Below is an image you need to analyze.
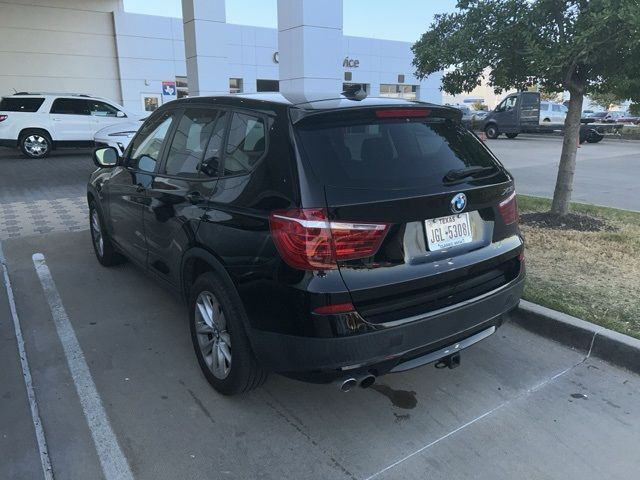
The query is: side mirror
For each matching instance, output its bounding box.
[116,111,126,118]
[93,146,119,168]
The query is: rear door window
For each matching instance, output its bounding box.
[201,111,228,178]
[0,97,45,112]
[50,98,90,115]
[296,117,501,189]
[223,112,266,176]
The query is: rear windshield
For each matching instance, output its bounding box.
[0,97,45,112]
[296,118,500,189]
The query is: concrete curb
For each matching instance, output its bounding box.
[514,300,640,375]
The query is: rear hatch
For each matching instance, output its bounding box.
[0,96,47,140]
[294,105,522,325]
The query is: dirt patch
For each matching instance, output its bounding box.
[520,211,617,232]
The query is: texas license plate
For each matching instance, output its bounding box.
[425,213,473,251]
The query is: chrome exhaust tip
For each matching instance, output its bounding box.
[339,378,358,392]
[359,374,376,389]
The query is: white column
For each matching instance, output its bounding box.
[182,0,228,96]
[277,0,343,94]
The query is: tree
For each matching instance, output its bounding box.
[589,92,624,110]
[539,90,563,102]
[412,0,640,216]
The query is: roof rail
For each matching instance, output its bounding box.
[12,92,95,97]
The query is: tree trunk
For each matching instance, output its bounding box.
[550,90,584,216]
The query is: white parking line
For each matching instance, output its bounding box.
[32,253,134,480]
[0,243,53,480]
[363,365,576,480]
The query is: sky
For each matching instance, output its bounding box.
[123,0,458,43]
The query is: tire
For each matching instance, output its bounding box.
[189,271,267,395]
[484,124,499,139]
[586,133,604,143]
[542,118,551,123]
[19,130,52,158]
[89,201,125,266]
[505,133,519,139]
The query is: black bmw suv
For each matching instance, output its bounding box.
[88,93,524,395]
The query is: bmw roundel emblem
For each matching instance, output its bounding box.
[451,193,467,213]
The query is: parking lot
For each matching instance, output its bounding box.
[488,135,640,211]
[1,138,639,480]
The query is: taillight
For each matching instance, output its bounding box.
[269,208,389,270]
[313,303,356,315]
[0,115,7,122]
[375,108,431,119]
[498,192,518,225]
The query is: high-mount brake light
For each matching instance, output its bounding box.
[498,192,518,225]
[375,108,431,119]
[269,208,389,270]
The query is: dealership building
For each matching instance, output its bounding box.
[1,0,443,115]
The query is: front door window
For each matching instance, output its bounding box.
[128,113,175,172]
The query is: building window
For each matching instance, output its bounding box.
[256,79,279,92]
[141,94,162,112]
[379,84,418,100]
[176,76,189,99]
[230,78,243,94]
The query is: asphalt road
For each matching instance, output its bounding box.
[0,148,95,204]
[1,231,639,479]
[487,136,640,211]
[1,136,638,211]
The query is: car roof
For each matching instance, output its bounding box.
[4,93,111,101]
[172,92,448,112]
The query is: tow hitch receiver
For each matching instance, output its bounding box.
[435,352,461,369]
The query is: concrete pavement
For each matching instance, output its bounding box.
[1,230,639,479]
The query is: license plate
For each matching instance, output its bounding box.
[425,213,473,251]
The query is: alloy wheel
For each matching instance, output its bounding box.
[91,209,104,257]
[23,135,49,157]
[195,291,232,379]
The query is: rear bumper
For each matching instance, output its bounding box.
[248,273,525,374]
[0,139,17,148]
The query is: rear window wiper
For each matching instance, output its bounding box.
[443,166,498,183]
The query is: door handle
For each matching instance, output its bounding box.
[185,191,202,204]
[135,184,145,193]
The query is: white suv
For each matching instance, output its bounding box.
[0,93,139,158]
[539,101,568,125]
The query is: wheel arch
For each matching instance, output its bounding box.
[19,127,53,141]
[181,247,235,304]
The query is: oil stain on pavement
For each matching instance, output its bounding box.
[371,384,417,409]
